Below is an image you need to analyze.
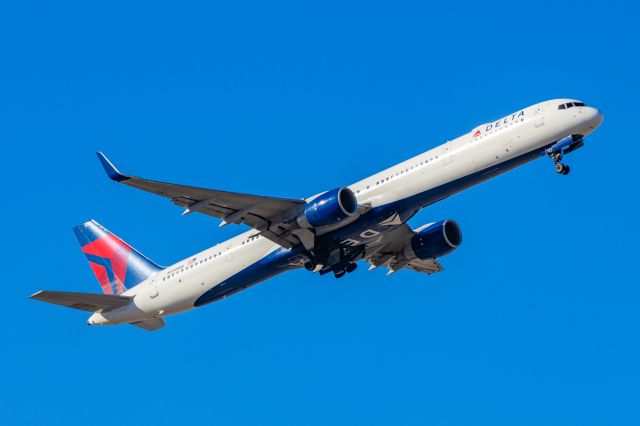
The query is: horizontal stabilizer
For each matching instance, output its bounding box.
[30,290,131,312]
[130,318,165,331]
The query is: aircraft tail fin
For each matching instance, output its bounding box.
[72,220,163,295]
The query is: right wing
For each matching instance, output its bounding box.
[97,152,306,248]
[364,224,444,275]
[30,290,131,312]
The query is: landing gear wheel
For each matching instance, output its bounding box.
[346,263,357,273]
[555,163,570,175]
[334,270,346,279]
[555,163,565,174]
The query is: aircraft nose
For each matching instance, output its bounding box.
[589,107,604,129]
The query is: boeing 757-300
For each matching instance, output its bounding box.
[31,99,603,331]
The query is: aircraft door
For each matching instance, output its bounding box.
[149,278,159,299]
[440,144,453,167]
[534,105,545,127]
[225,245,234,262]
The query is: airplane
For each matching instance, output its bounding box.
[31,99,603,331]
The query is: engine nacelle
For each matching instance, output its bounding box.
[406,220,462,260]
[297,187,358,228]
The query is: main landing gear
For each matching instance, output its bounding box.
[333,262,358,279]
[309,245,364,279]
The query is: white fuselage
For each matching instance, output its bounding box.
[89,99,603,326]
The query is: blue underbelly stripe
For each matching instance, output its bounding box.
[194,247,303,307]
[194,145,549,308]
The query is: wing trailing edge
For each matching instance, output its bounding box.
[95,151,307,249]
[130,318,165,331]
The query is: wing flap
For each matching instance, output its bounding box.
[30,290,131,312]
[406,258,444,274]
[130,318,165,331]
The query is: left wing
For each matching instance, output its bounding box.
[364,225,444,275]
[97,152,306,248]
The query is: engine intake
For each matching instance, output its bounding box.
[407,220,462,260]
[297,187,358,228]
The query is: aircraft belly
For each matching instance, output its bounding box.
[193,244,303,307]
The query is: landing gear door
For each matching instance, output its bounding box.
[149,279,159,299]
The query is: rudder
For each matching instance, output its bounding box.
[72,220,162,295]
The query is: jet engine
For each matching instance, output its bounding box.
[296,187,359,228]
[405,220,462,260]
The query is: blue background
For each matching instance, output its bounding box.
[2,1,638,425]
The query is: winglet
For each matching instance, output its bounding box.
[29,290,44,299]
[96,151,129,182]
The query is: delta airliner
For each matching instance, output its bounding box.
[31,99,603,330]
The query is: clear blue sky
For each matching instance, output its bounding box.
[2,1,638,425]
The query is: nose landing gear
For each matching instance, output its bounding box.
[548,149,570,175]
[547,135,584,176]
[554,161,570,175]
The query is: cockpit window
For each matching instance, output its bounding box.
[558,102,586,110]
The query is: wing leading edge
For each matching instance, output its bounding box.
[96,152,306,248]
